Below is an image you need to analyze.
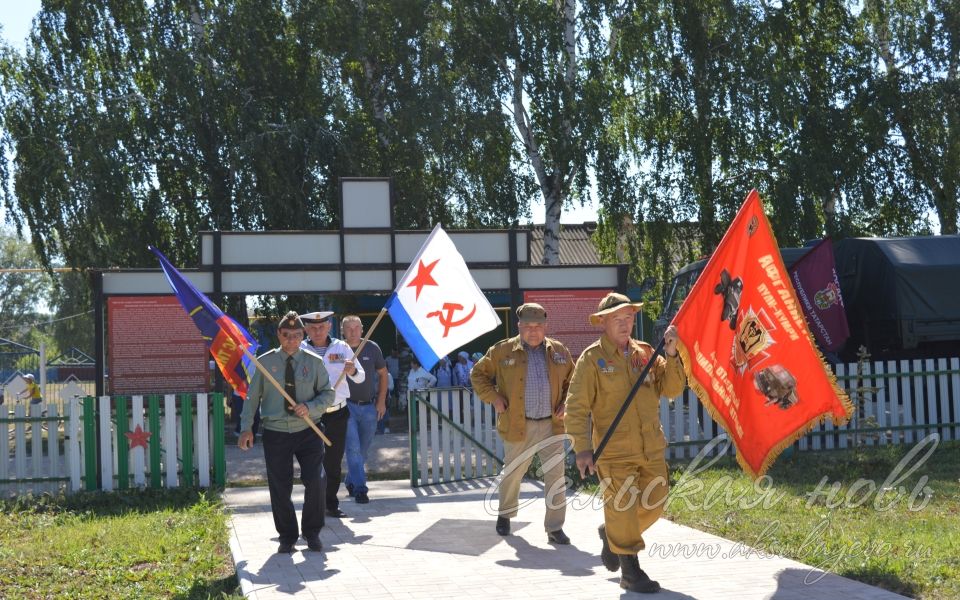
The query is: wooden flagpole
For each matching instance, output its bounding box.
[240,345,332,446]
[331,308,389,391]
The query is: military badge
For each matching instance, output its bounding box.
[501,357,516,367]
[732,307,776,372]
[552,352,567,365]
[597,358,615,374]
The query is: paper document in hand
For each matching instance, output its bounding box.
[386,224,501,370]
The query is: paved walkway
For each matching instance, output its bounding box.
[223,476,909,600]
[225,432,411,483]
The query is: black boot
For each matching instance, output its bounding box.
[619,554,660,594]
[598,524,619,572]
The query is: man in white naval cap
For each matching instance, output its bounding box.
[301,310,365,521]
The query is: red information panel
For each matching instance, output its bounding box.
[523,289,612,358]
[108,296,209,394]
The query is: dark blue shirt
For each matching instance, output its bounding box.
[346,341,386,402]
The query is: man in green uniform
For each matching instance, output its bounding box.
[565,293,686,593]
[239,311,335,554]
[472,303,574,543]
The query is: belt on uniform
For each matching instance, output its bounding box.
[325,403,346,414]
[526,416,552,421]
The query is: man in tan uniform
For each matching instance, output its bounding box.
[565,293,686,593]
[472,303,574,544]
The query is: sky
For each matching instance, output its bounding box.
[0,1,41,51]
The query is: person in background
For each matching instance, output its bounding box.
[385,348,400,387]
[434,356,454,388]
[300,310,364,520]
[238,311,334,554]
[19,374,43,405]
[342,315,389,504]
[453,351,473,388]
[407,357,438,391]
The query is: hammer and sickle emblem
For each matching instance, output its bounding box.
[427,302,477,337]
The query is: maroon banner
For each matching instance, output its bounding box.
[788,239,850,352]
[523,289,611,358]
[108,296,210,394]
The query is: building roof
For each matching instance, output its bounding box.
[528,223,601,265]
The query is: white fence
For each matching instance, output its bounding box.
[1,393,227,497]
[664,357,959,460]
[1,402,73,496]
[410,357,960,484]
[408,388,504,486]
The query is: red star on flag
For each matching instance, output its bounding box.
[125,424,152,450]
[407,258,440,300]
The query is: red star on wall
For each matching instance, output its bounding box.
[125,424,152,450]
[406,258,440,300]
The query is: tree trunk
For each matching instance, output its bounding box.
[543,185,562,265]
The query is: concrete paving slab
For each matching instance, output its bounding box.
[224,478,910,599]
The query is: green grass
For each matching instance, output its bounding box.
[0,488,242,599]
[655,438,960,599]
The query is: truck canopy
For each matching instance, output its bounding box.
[834,235,960,354]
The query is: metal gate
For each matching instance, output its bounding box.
[408,387,504,486]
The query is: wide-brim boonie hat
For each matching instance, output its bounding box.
[589,292,643,326]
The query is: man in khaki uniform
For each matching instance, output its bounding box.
[565,293,686,593]
[471,303,574,544]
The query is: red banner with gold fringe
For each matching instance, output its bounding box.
[672,190,853,478]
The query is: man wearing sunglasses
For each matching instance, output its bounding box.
[238,311,334,554]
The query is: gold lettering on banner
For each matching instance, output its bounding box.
[694,341,745,438]
[756,282,800,342]
[214,332,238,366]
[757,255,803,340]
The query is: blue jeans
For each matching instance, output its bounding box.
[344,401,378,494]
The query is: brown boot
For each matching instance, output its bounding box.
[598,524,619,572]
[619,554,660,593]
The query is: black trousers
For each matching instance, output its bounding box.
[262,427,325,544]
[319,405,350,521]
